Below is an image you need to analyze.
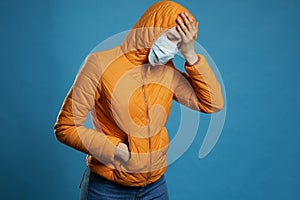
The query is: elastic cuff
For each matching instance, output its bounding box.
[184,54,209,75]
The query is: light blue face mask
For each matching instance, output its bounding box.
[148,34,179,65]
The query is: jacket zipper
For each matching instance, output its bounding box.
[141,66,152,187]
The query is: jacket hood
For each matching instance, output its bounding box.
[120,0,196,66]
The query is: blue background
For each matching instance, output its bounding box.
[1,0,299,199]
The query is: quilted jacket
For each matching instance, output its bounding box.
[54,0,224,187]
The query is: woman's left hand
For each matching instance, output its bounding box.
[176,12,199,65]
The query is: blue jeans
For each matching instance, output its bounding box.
[79,167,169,200]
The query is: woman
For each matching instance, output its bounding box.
[54,1,224,199]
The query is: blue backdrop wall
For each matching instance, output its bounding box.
[0,0,299,199]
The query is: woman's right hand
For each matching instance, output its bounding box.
[114,142,130,163]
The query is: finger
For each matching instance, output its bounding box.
[184,13,198,40]
[192,22,198,40]
[180,12,192,32]
[184,12,196,31]
[177,17,193,39]
[195,22,199,39]
[176,25,187,40]
[185,12,193,23]
[184,12,198,35]
[189,23,196,34]
[176,17,189,35]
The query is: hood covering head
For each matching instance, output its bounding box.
[120,0,196,65]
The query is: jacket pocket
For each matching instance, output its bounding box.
[119,151,149,173]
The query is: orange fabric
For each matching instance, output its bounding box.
[54,0,224,187]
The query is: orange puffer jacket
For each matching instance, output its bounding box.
[54,0,224,187]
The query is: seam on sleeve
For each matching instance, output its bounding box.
[73,83,95,97]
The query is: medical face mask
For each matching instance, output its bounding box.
[148,34,179,65]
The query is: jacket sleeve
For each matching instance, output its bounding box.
[172,54,224,113]
[53,52,121,164]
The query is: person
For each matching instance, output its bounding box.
[54,1,224,199]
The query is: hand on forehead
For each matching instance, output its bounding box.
[163,12,197,45]
[164,26,181,43]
